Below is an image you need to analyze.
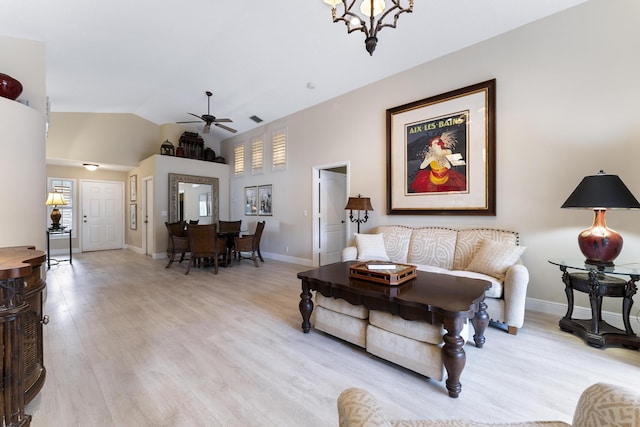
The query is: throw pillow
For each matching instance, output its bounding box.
[466,239,526,280]
[355,233,390,261]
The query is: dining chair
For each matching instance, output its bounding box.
[234,221,265,267]
[165,221,189,269]
[185,223,228,274]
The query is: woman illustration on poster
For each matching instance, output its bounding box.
[407,113,468,194]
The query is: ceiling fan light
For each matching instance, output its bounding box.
[360,0,385,17]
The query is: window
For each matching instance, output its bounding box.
[47,178,75,232]
[272,128,287,171]
[234,143,245,176]
[251,135,264,175]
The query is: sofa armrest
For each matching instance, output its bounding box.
[342,246,358,261]
[502,263,529,328]
[338,388,392,427]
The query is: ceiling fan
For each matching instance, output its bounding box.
[177,91,237,134]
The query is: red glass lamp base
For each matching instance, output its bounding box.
[578,209,622,267]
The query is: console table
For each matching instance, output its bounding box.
[548,259,639,350]
[0,246,48,426]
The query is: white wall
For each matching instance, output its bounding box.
[0,36,47,250]
[222,0,640,313]
[129,154,231,257]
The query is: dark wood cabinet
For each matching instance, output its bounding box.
[0,246,47,427]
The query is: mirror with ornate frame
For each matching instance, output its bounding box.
[168,173,219,224]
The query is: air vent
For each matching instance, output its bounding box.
[249,115,263,123]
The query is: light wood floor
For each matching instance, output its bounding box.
[28,250,640,426]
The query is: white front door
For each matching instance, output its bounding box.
[319,169,347,265]
[82,180,124,252]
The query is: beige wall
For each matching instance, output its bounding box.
[221,0,640,313]
[47,112,161,168]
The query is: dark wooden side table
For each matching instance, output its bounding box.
[548,259,639,350]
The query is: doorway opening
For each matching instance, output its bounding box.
[312,162,349,267]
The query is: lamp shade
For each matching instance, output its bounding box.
[561,171,640,209]
[45,192,67,206]
[345,196,373,211]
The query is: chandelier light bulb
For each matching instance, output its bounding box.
[360,0,385,17]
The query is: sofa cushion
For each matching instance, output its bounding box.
[448,270,503,299]
[376,225,413,263]
[355,233,390,261]
[465,239,526,280]
[314,306,367,348]
[453,229,519,271]
[316,293,369,319]
[369,311,445,345]
[366,325,444,381]
[407,227,457,269]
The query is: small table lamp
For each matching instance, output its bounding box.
[561,170,640,267]
[345,194,373,233]
[46,191,67,230]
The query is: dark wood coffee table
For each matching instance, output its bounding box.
[297,261,490,398]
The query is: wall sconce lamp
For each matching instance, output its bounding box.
[345,194,373,233]
[322,0,413,55]
[83,163,99,171]
[561,170,640,267]
[45,191,67,230]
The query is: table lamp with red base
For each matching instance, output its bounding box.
[561,170,640,267]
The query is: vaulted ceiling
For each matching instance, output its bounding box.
[2,0,586,140]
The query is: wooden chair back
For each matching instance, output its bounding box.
[219,220,241,234]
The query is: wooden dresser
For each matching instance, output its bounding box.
[0,246,47,427]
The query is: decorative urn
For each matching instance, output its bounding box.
[0,73,23,100]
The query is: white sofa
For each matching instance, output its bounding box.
[313,226,528,381]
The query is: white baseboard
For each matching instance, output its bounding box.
[526,297,640,330]
[261,252,314,267]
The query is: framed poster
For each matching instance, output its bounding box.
[386,79,496,215]
[245,186,258,216]
[129,204,137,229]
[130,175,137,202]
[258,185,272,216]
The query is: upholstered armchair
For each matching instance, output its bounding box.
[337,383,639,427]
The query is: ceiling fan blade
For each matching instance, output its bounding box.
[176,120,201,124]
[213,118,233,123]
[187,112,204,121]
[215,123,237,134]
[203,122,212,134]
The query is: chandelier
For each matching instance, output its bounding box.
[322,0,414,55]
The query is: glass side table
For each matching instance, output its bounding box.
[548,259,639,350]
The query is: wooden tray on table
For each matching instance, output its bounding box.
[349,261,417,286]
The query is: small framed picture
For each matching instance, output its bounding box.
[245,186,258,216]
[258,185,272,216]
[130,204,137,229]
[130,175,137,202]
